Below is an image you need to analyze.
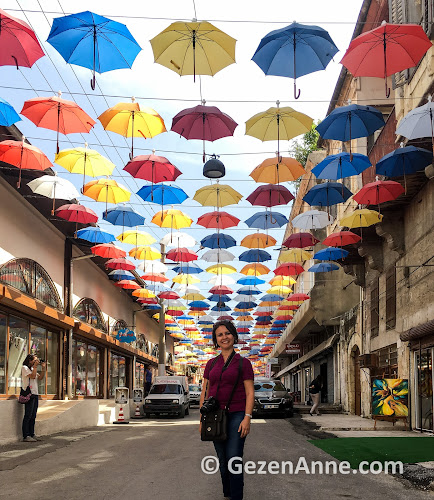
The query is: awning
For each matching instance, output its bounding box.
[400,319,434,342]
[276,333,339,378]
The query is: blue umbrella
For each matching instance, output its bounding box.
[261,294,284,302]
[309,262,340,272]
[0,97,21,126]
[311,152,371,180]
[188,301,209,308]
[47,11,142,89]
[108,269,134,280]
[237,276,266,286]
[376,146,433,185]
[232,311,249,317]
[145,304,161,310]
[239,249,272,263]
[103,206,145,228]
[136,184,188,205]
[256,315,273,322]
[235,301,257,309]
[201,233,237,249]
[76,226,116,244]
[236,286,262,295]
[173,263,203,274]
[211,304,231,312]
[252,22,338,99]
[314,247,349,261]
[303,182,353,207]
[208,294,231,303]
[244,211,288,229]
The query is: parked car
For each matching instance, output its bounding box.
[188,384,202,407]
[253,379,293,418]
[143,376,190,418]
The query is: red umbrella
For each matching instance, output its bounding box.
[167,309,183,316]
[105,258,135,271]
[275,316,293,321]
[254,311,273,316]
[246,184,294,207]
[91,243,126,259]
[340,21,432,97]
[353,179,404,209]
[137,297,158,304]
[123,152,182,188]
[114,280,140,290]
[237,328,250,333]
[218,315,234,321]
[159,291,180,300]
[166,247,198,262]
[140,273,169,283]
[283,232,319,248]
[286,293,310,301]
[209,285,233,295]
[55,203,98,237]
[21,93,96,153]
[0,9,44,68]
[278,305,299,311]
[274,263,304,276]
[0,139,52,188]
[322,231,361,247]
[171,102,238,162]
[197,211,240,229]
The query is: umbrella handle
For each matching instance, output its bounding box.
[294,80,300,100]
[90,73,96,91]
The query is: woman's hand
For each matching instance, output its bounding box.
[238,417,251,438]
[199,420,202,436]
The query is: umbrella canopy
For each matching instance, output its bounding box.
[241,233,276,248]
[252,22,338,98]
[240,263,270,276]
[103,206,145,228]
[47,11,142,89]
[339,209,383,228]
[269,276,296,286]
[77,227,115,244]
[193,184,242,207]
[200,233,236,249]
[247,184,294,207]
[303,182,353,207]
[166,248,198,262]
[209,285,233,295]
[291,209,334,230]
[201,249,236,262]
[133,288,156,298]
[114,279,140,290]
[160,232,196,248]
[395,96,434,148]
[91,243,126,259]
[283,232,319,248]
[273,263,304,276]
[208,294,231,302]
[27,174,79,215]
[106,257,135,271]
[279,248,313,262]
[173,274,200,285]
[137,260,168,274]
[250,156,306,184]
[237,276,266,286]
[239,249,272,263]
[123,152,181,184]
[206,264,237,275]
[314,247,349,261]
[237,286,262,295]
[311,152,371,180]
[309,262,340,272]
[137,183,188,205]
[108,269,134,280]
[55,203,98,228]
[21,93,95,153]
[0,97,20,129]
[353,180,404,206]
[244,210,288,229]
[151,209,193,229]
[209,275,236,286]
[82,179,131,207]
[141,272,169,283]
[197,210,240,229]
[150,21,236,81]
[267,286,292,296]
[172,263,203,274]
[286,293,310,302]
[116,230,156,246]
[129,246,161,260]
[322,231,361,247]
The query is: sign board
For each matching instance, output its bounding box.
[265,363,272,378]
[286,343,301,354]
[154,377,179,384]
[115,387,129,405]
[268,358,278,365]
[133,388,144,403]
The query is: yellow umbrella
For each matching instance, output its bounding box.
[173,274,200,285]
[250,156,306,184]
[132,288,156,298]
[206,264,237,275]
[339,209,383,228]
[281,298,304,306]
[279,248,313,263]
[240,263,270,276]
[190,310,206,317]
[269,275,297,286]
[98,99,166,158]
[151,209,193,229]
[183,292,206,301]
[267,285,292,296]
[150,21,236,81]
[237,315,253,322]
[55,145,115,187]
[82,179,131,214]
[117,230,156,246]
[259,301,280,307]
[245,102,313,156]
[179,319,195,325]
[170,332,184,339]
[193,183,243,208]
[129,246,161,260]
[176,358,188,364]
[153,313,174,321]
[241,232,276,248]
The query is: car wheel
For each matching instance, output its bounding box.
[185,405,190,416]
[179,406,186,418]
[285,410,294,418]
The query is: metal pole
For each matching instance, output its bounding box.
[158,243,166,376]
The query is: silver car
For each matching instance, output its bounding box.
[189,384,202,407]
[253,379,294,418]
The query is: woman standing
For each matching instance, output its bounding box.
[309,374,322,416]
[21,355,45,442]
[200,320,254,500]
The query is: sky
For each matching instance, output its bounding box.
[1,0,364,303]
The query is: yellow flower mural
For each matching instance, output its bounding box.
[372,379,409,417]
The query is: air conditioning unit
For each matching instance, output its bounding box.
[358,353,378,368]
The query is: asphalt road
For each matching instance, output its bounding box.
[0,410,431,500]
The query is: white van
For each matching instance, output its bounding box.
[143,376,190,418]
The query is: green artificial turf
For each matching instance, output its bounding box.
[309,437,434,469]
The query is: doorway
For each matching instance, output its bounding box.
[353,346,361,415]
[320,363,328,403]
[415,349,433,432]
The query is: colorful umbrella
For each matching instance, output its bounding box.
[395,95,434,148]
[239,249,272,263]
[314,247,349,261]
[279,248,313,262]
[197,210,240,229]
[106,257,135,271]
[269,276,297,286]
[282,232,319,248]
[55,203,98,236]
[137,260,168,274]
[173,263,203,274]
[193,183,242,207]
[123,152,181,186]
[141,272,168,283]
[303,182,353,207]
[240,263,270,276]
[160,232,196,248]
[133,288,156,298]
[241,233,276,248]
[103,206,145,230]
[244,210,288,229]
[309,262,340,272]
[353,179,404,209]
[82,179,131,214]
[150,21,236,82]
[291,209,334,230]
[311,152,371,180]
[274,263,304,276]
[238,276,266,285]
[250,156,306,184]
[108,269,134,280]
[137,183,188,207]
[116,230,156,246]
[77,226,115,244]
[0,97,21,126]
[206,263,237,274]
[129,246,161,260]
[151,209,193,230]
[91,243,126,259]
[27,174,79,215]
[200,233,236,249]
[173,274,200,285]
[247,184,294,207]
[286,293,310,302]
[201,249,236,262]
[166,248,198,262]
[47,11,142,89]
[114,279,140,290]
[322,231,361,247]
[339,209,383,228]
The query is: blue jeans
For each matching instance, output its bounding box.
[22,395,38,438]
[213,411,246,500]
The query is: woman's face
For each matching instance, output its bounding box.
[215,325,235,349]
[30,356,38,367]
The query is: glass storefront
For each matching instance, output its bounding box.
[110,353,127,397]
[135,361,146,389]
[415,349,433,432]
[72,339,101,397]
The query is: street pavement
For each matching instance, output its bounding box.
[0,410,432,500]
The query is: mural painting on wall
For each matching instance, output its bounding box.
[372,379,409,417]
[115,328,136,343]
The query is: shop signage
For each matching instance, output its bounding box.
[115,387,129,404]
[286,343,301,354]
[133,388,144,403]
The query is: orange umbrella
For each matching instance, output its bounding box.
[240,263,270,276]
[250,156,305,184]
[240,232,276,248]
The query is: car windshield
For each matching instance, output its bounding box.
[254,381,287,392]
[150,384,182,395]
[189,385,201,392]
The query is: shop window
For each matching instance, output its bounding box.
[135,361,146,389]
[73,298,107,333]
[370,278,379,338]
[111,319,128,337]
[0,313,6,393]
[46,330,59,395]
[385,266,396,330]
[30,324,46,394]
[0,258,63,310]
[8,316,28,395]
[371,344,398,378]
[110,353,127,397]
[72,339,101,397]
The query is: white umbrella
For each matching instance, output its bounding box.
[176,285,201,294]
[201,249,236,262]
[209,275,236,286]
[396,96,434,147]
[136,260,168,273]
[198,314,214,322]
[291,209,334,229]
[233,294,258,302]
[160,231,196,248]
[27,174,80,214]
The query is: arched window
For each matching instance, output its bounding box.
[0,258,63,310]
[73,298,107,333]
[111,319,128,336]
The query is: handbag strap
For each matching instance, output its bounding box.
[225,357,243,411]
[205,351,236,400]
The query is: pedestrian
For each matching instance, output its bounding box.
[144,365,152,396]
[199,320,254,500]
[309,374,322,416]
[21,354,45,442]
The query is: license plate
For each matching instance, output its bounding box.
[264,404,279,409]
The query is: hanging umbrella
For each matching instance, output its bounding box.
[159,291,180,300]
[91,243,125,259]
[173,263,203,274]
[141,272,168,283]
[209,275,236,286]
[124,151,181,187]
[246,102,313,156]
[314,247,349,261]
[322,231,361,247]
[27,174,79,215]
[353,179,404,210]
[237,286,262,295]
[311,152,371,179]
[208,294,231,303]
[106,257,135,271]
[150,21,236,82]
[133,288,156,298]
[250,156,305,184]
[197,210,240,229]
[98,99,166,158]
[171,102,238,162]
[273,263,304,276]
[252,22,338,99]
[108,269,134,280]
[0,138,52,188]
[0,97,21,126]
[114,279,140,290]
[266,286,292,296]
[237,276,266,285]
[279,248,313,262]
[206,263,237,274]
[200,233,236,249]
[166,248,198,262]
[303,182,353,207]
[395,95,434,148]
[282,232,319,248]
[137,183,188,206]
[286,293,310,302]
[21,92,95,153]
[239,249,272,263]
[55,203,98,236]
[151,209,193,230]
[82,179,131,214]
[244,210,288,229]
[193,183,242,207]
[241,233,276,248]
[240,263,270,276]
[103,205,145,230]
[340,21,432,97]
[47,11,142,89]
[137,260,168,274]
[247,184,294,207]
[129,246,161,260]
[188,301,210,309]
[209,285,233,295]
[291,210,334,230]
[339,209,383,228]
[201,249,236,262]
[55,144,115,186]
[316,103,385,158]
[309,262,340,273]
[269,275,296,286]
[116,230,156,246]
[160,232,196,248]
[77,226,115,244]
[173,274,200,285]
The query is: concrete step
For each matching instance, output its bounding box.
[294,405,343,414]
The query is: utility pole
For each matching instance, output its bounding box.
[158,242,166,376]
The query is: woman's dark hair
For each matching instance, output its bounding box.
[23,354,36,368]
[212,321,238,348]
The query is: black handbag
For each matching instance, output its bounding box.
[18,386,31,404]
[201,355,243,442]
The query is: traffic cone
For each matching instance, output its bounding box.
[134,405,141,417]
[118,406,125,422]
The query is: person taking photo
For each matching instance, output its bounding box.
[21,355,45,442]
